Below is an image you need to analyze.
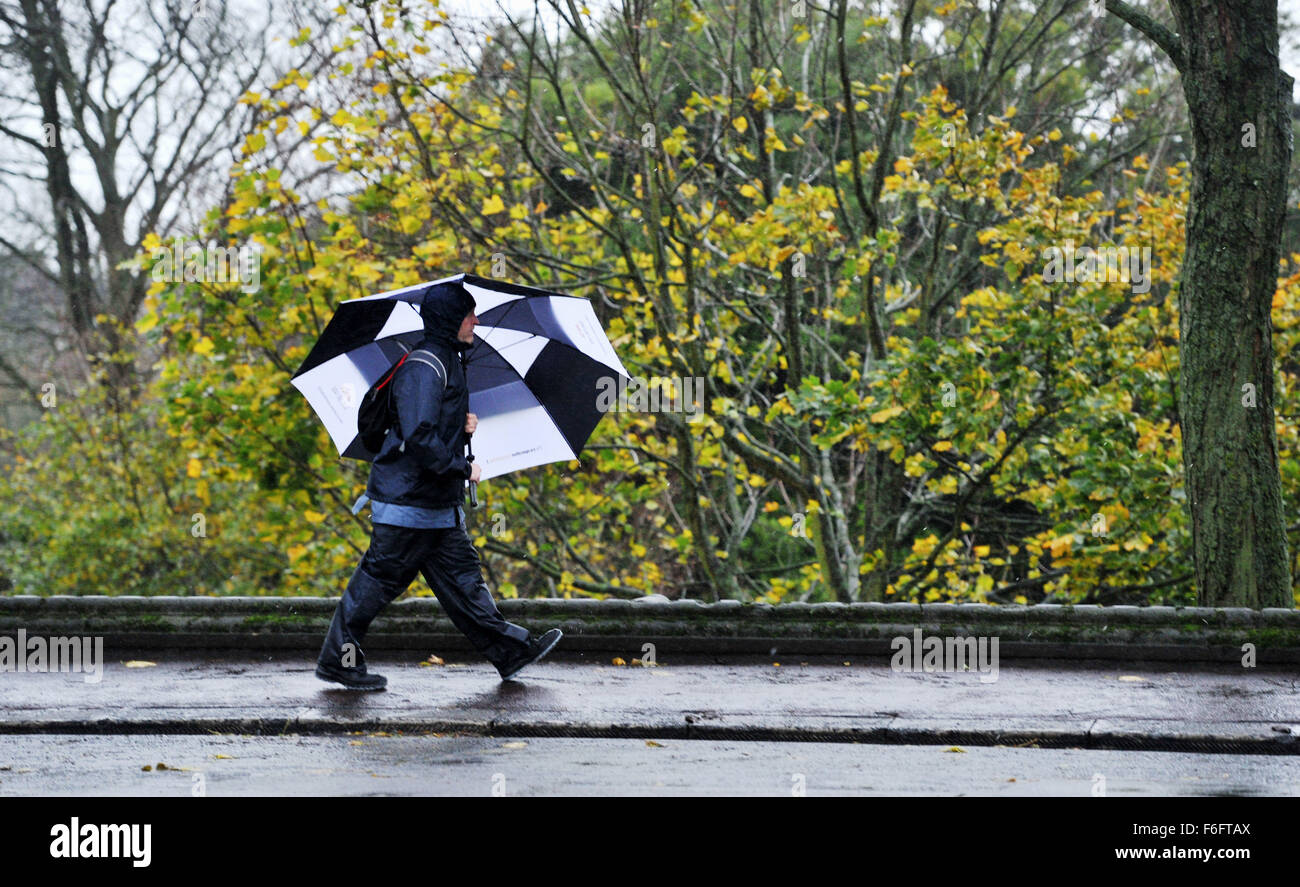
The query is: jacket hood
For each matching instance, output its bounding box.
[419,280,476,352]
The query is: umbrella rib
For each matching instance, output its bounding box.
[465,293,534,364]
[472,332,628,376]
[465,330,544,364]
[465,337,584,463]
[467,289,626,377]
[468,318,628,377]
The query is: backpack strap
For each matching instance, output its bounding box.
[403,348,447,385]
[384,349,448,452]
[375,353,408,392]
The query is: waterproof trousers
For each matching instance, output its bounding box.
[317,521,531,673]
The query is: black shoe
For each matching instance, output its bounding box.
[496,629,563,681]
[315,662,388,691]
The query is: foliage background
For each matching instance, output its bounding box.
[3,0,1300,606]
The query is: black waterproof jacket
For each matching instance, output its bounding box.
[365,281,475,508]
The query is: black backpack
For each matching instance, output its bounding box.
[357,348,444,454]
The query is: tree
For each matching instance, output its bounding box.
[7,0,1298,609]
[0,0,295,391]
[1108,0,1293,607]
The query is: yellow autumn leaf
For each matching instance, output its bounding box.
[193,337,215,356]
[304,510,326,523]
[481,194,506,215]
[932,440,953,452]
[732,116,748,133]
[186,458,202,479]
[870,405,904,423]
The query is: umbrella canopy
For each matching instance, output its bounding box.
[291,273,630,480]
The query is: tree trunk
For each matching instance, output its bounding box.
[1112,0,1293,607]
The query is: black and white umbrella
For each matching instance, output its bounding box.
[291,273,630,480]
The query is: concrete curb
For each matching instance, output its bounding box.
[1,595,1298,662]
[2,715,1296,755]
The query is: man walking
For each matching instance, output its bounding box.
[316,281,563,690]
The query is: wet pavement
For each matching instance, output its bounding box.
[1,651,1297,753]
[2,733,1296,796]
[1,651,1298,794]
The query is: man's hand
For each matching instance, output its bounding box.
[469,462,482,483]
[465,412,478,434]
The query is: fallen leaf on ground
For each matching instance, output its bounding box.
[501,741,527,749]
[124,661,156,668]
[421,654,445,667]
[611,657,626,666]
[646,740,664,748]
[944,746,966,753]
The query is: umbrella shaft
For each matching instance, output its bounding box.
[466,430,477,508]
